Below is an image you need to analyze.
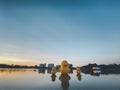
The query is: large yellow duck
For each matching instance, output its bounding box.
[59,60,70,74]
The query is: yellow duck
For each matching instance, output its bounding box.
[76,67,81,75]
[59,60,70,74]
[51,67,57,75]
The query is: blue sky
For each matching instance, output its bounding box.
[0,0,120,66]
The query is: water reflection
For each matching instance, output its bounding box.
[47,69,52,74]
[77,74,82,81]
[38,69,46,74]
[59,74,71,90]
[0,69,37,72]
[0,69,38,78]
[1,69,120,76]
[92,73,100,76]
[69,69,73,74]
[51,74,57,82]
[0,69,120,90]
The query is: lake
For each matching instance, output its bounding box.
[0,69,120,90]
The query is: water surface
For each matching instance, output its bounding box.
[0,69,120,90]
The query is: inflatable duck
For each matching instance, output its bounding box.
[76,67,81,75]
[51,67,57,75]
[59,60,70,74]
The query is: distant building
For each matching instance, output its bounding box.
[48,64,54,69]
[69,64,73,69]
[0,64,8,68]
[56,65,61,69]
[56,65,61,71]
[39,63,46,69]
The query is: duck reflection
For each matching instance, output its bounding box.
[77,74,82,81]
[76,67,82,81]
[59,74,71,90]
[51,74,56,82]
[51,67,57,82]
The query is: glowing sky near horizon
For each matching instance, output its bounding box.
[0,0,120,66]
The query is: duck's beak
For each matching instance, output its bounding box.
[64,64,67,67]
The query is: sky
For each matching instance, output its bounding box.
[0,0,120,66]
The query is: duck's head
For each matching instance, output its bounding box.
[77,67,80,71]
[52,67,56,71]
[61,60,69,68]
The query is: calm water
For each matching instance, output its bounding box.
[0,69,120,90]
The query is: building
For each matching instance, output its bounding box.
[69,64,73,69]
[48,64,54,69]
[39,63,46,69]
[56,65,61,69]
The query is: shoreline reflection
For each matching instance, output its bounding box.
[0,69,120,76]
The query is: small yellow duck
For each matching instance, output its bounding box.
[59,60,70,74]
[51,67,57,75]
[76,67,81,75]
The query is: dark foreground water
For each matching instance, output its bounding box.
[0,69,120,90]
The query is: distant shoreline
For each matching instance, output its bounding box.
[0,63,120,69]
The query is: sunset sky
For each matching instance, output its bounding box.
[0,0,120,66]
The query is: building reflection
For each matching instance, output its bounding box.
[92,67,101,76]
[69,69,73,74]
[59,74,71,90]
[38,69,45,74]
[47,69,52,74]
[92,73,101,76]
